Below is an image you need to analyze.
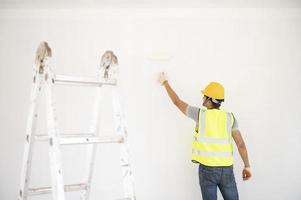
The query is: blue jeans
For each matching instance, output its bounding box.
[198,164,239,200]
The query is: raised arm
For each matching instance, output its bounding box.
[158,72,188,114]
[232,130,252,181]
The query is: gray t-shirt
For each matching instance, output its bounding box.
[185,106,239,131]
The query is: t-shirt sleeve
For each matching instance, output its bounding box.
[185,105,200,122]
[232,114,239,131]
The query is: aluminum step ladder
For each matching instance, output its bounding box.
[17,42,136,200]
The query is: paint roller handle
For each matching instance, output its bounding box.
[158,72,168,85]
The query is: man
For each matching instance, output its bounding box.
[158,72,251,200]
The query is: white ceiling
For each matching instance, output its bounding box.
[0,0,300,8]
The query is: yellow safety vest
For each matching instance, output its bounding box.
[191,109,234,166]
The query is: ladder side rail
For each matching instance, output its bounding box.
[44,67,66,200]
[80,86,104,200]
[18,69,43,200]
[112,88,136,200]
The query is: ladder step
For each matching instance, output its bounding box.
[35,134,124,145]
[35,133,94,141]
[60,135,124,145]
[28,183,87,196]
[55,74,117,86]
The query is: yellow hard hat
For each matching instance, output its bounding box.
[201,82,225,100]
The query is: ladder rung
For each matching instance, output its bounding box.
[35,133,95,142]
[35,134,124,145]
[28,183,87,196]
[60,135,124,145]
[54,74,117,86]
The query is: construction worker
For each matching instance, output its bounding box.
[158,72,251,200]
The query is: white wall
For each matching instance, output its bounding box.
[1,7,301,200]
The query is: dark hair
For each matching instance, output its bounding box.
[205,96,223,109]
[211,100,222,109]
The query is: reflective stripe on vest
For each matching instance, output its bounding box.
[192,149,233,157]
[191,109,234,166]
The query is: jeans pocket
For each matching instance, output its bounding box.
[199,168,219,186]
[221,170,237,188]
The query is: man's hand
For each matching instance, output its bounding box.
[242,167,252,181]
[158,72,168,85]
